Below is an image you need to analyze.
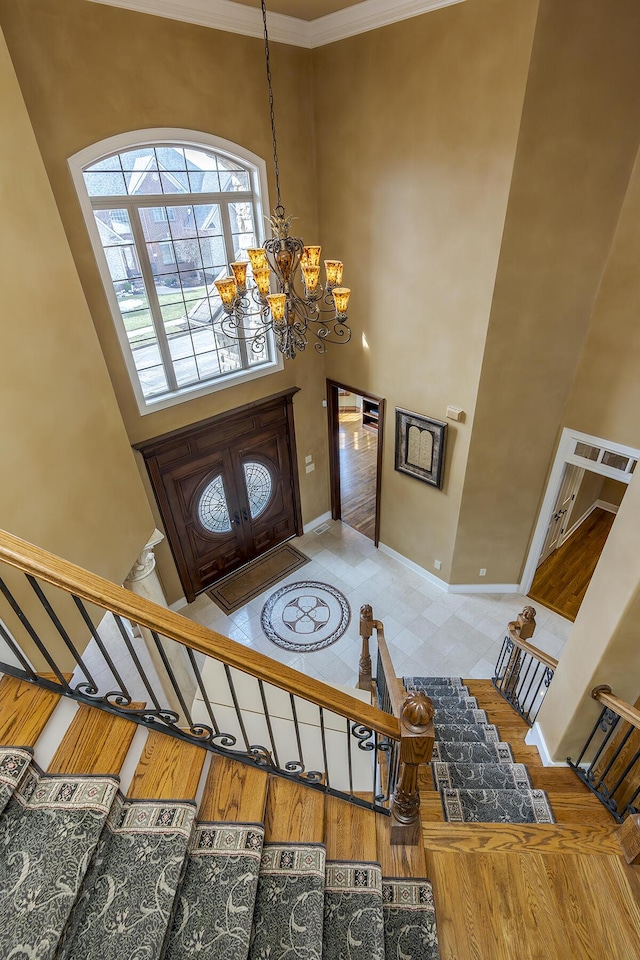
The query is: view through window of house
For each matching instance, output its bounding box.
[82,143,275,406]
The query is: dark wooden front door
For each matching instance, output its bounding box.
[135,389,302,601]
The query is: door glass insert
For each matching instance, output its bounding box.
[197,474,231,533]
[243,461,273,519]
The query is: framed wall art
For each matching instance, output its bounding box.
[395,408,447,489]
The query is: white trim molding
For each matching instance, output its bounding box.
[525,722,569,767]
[88,0,467,47]
[303,511,332,535]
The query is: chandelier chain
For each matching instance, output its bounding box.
[261,0,281,210]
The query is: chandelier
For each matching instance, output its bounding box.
[214,0,351,361]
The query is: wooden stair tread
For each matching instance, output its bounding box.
[422,821,623,856]
[264,775,324,844]
[0,675,62,746]
[199,754,268,823]
[376,812,427,877]
[47,703,144,775]
[128,731,206,800]
[324,794,377,862]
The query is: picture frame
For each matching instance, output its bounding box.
[395,408,447,489]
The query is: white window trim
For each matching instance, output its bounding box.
[69,128,283,416]
[519,427,640,594]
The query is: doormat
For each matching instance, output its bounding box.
[206,543,310,615]
[261,581,351,653]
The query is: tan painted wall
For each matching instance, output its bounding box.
[451,0,640,585]
[600,478,626,509]
[564,147,640,449]
[313,0,540,580]
[538,467,640,760]
[568,471,602,533]
[0,0,328,602]
[0,27,156,666]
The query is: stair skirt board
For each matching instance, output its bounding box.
[0,766,118,960]
[432,761,532,791]
[0,745,33,813]
[383,879,440,960]
[165,821,264,960]
[440,789,556,824]
[248,843,327,960]
[433,724,500,743]
[431,741,515,764]
[58,795,196,960]
[323,861,385,960]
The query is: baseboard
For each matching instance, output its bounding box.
[169,596,188,611]
[525,722,569,766]
[303,511,332,534]
[377,542,519,595]
[595,499,619,515]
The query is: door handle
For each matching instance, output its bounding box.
[242,506,249,522]
[233,511,241,525]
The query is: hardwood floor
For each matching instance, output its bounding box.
[528,507,615,621]
[421,681,640,960]
[339,411,377,541]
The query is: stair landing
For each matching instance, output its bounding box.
[422,679,640,960]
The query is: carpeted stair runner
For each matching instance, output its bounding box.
[405,676,555,825]
[0,745,32,813]
[383,878,440,960]
[323,861,385,960]
[0,765,118,960]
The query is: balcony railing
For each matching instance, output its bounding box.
[492,608,558,725]
[568,684,640,822]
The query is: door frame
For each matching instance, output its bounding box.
[520,427,640,594]
[326,379,385,547]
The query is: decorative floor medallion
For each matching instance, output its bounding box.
[261,581,351,652]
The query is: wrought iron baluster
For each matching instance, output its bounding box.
[346,718,354,797]
[592,722,634,794]
[572,707,608,768]
[26,576,99,692]
[519,656,538,714]
[603,743,640,803]
[0,616,35,678]
[258,679,280,769]
[224,664,251,752]
[527,670,547,723]
[186,648,221,736]
[113,614,169,716]
[289,694,304,773]
[0,575,69,689]
[319,707,330,788]
[72,596,130,699]
[586,710,621,777]
[150,630,196,729]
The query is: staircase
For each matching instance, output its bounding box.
[0,674,440,960]
[404,676,555,825]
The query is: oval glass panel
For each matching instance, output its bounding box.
[243,461,273,519]
[197,474,231,533]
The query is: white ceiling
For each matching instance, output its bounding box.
[88,0,466,48]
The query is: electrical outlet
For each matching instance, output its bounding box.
[305,463,315,474]
[434,559,442,571]
[479,568,487,577]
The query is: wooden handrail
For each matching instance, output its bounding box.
[374,619,406,716]
[507,624,558,671]
[0,529,399,740]
[592,685,640,731]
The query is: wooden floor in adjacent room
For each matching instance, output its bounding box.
[422,680,640,960]
[339,411,377,541]
[528,506,615,621]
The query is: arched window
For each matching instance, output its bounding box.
[70,130,281,413]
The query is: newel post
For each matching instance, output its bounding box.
[391,691,435,844]
[358,604,374,691]
[504,605,537,697]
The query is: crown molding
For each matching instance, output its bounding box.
[88,0,467,47]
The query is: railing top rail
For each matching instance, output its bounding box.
[0,528,400,740]
[373,619,406,716]
[592,685,640,731]
[507,624,558,671]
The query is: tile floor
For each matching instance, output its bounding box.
[180,520,572,689]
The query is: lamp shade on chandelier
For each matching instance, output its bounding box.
[213,0,352,361]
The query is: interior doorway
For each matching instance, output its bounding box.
[326,380,385,546]
[523,429,639,621]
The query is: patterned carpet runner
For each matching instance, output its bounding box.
[0,756,439,960]
[404,677,555,825]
